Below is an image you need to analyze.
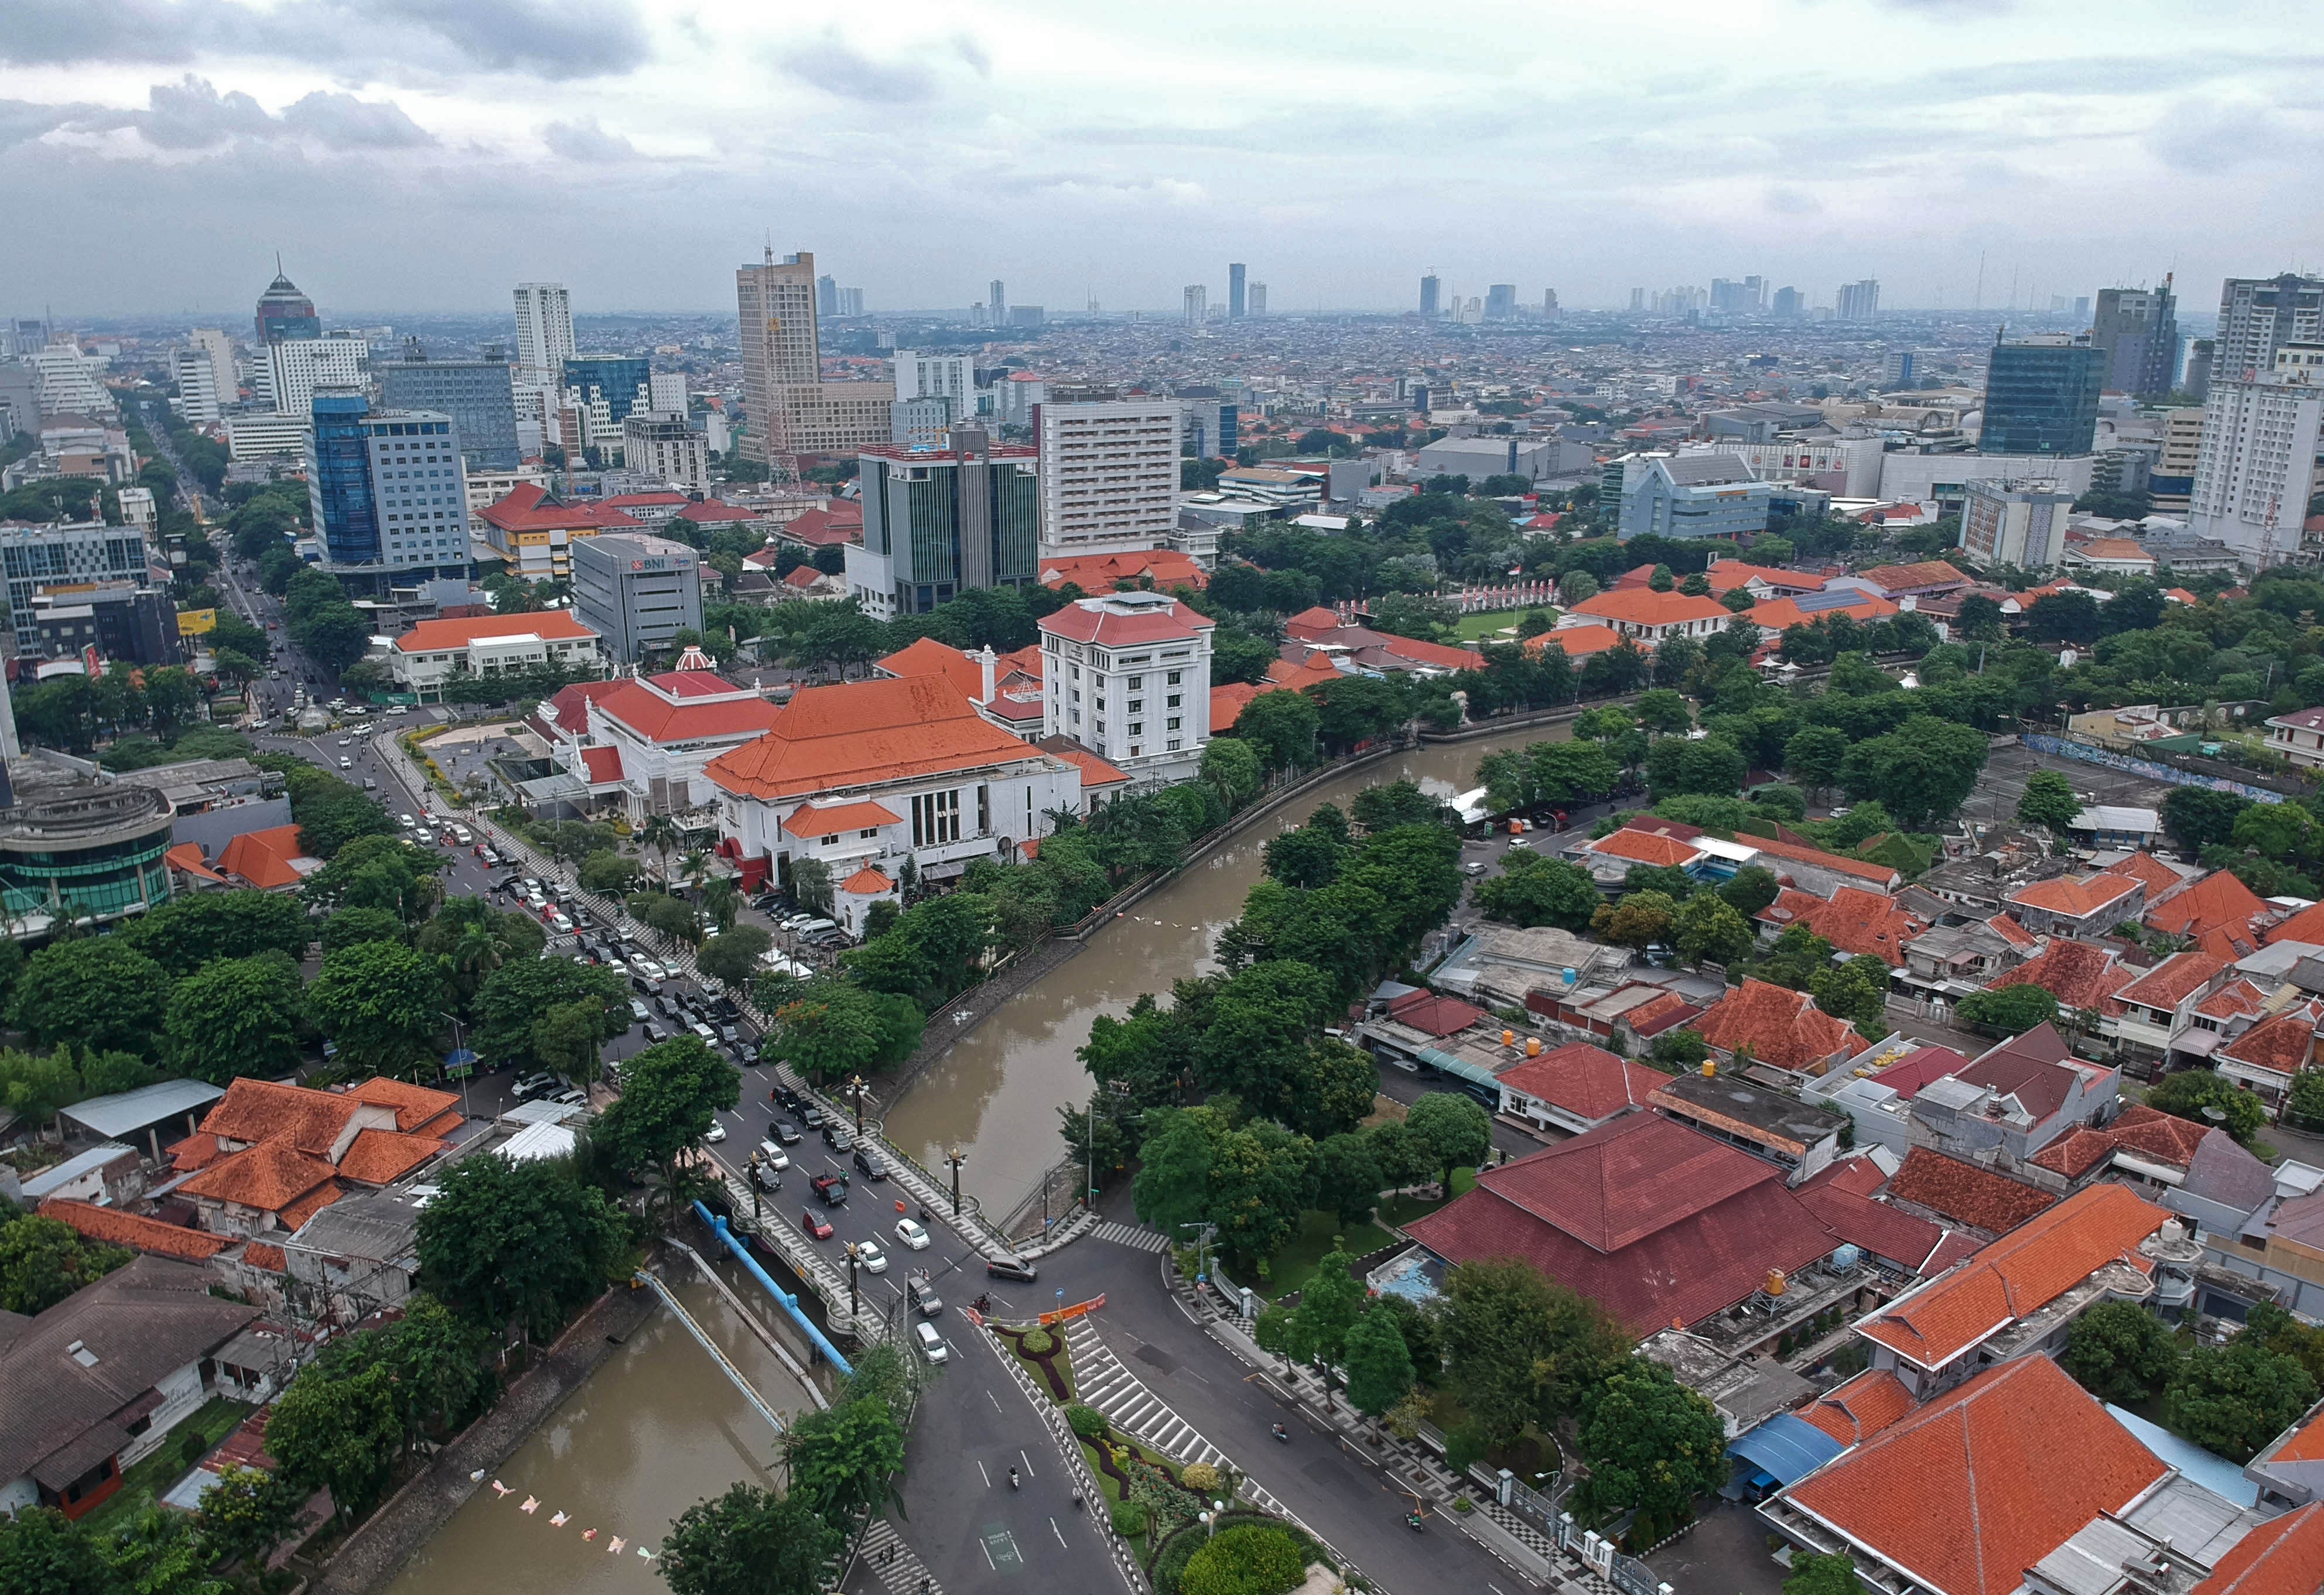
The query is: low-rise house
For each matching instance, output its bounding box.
[0,1257,261,1519]
[1899,916,2031,999]
[1806,1043,1972,1155]
[2030,1104,2275,1238]
[1430,923,1635,1012]
[2106,951,2233,1066]
[1649,1072,1851,1185]
[1908,1023,2123,1162]
[1883,1144,2059,1239]
[1985,937,2135,1024]
[2067,805,2164,850]
[1755,885,1926,966]
[2146,868,2272,961]
[20,1145,142,1207]
[1693,979,1869,1075]
[1827,559,1973,602]
[1744,589,1899,641]
[1493,1042,1667,1136]
[2213,1000,2324,1115]
[2007,870,2148,940]
[1738,830,1904,895]
[2246,1404,2324,1512]
[1558,587,1734,647]
[874,636,1048,741]
[1641,1327,1818,1442]
[2265,707,2324,771]
[168,1077,459,1241]
[388,611,603,703]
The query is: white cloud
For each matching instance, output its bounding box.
[539,115,638,162]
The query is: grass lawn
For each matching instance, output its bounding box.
[81,1395,253,1534]
[1262,1209,1396,1303]
[1378,1167,1478,1231]
[1455,610,1552,641]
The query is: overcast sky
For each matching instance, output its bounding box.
[2,0,2318,321]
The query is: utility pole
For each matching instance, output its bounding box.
[945,1146,965,1216]
[848,1074,867,1133]
[845,1242,860,1318]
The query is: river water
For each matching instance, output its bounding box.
[880,723,1570,1214]
[381,1266,831,1595]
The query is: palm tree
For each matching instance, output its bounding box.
[790,857,833,918]
[640,814,681,888]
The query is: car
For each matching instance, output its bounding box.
[775,1086,803,1111]
[810,1172,848,1206]
[338,757,353,770]
[630,998,651,1022]
[852,1146,888,1180]
[852,1238,889,1274]
[705,1122,726,1143]
[735,1043,759,1065]
[709,996,740,1021]
[688,1020,716,1042]
[520,877,542,894]
[1506,836,1532,850]
[631,958,667,980]
[548,911,575,935]
[800,1104,825,1129]
[913,1319,948,1364]
[756,1140,792,1170]
[985,1257,1040,1283]
[895,1218,929,1251]
[819,1119,847,1147]
[799,1209,834,1241]
[525,892,548,911]
[643,1021,672,1043]
[551,1088,587,1108]
[772,1121,802,1146]
[337,736,351,747]
[829,1127,856,1154]
[907,1276,944,1317]
[511,1072,557,1101]
[751,1162,781,1192]
[719,1024,741,1045]
[1463,860,1489,877]
[633,973,665,997]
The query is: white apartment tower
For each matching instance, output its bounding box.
[189,329,235,405]
[2189,341,2324,569]
[1248,283,1268,317]
[893,351,972,408]
[1039,590,1215,786]
[1037,397,1182,557]
[513,283,576,383]
[259,336,366,416]
[2215,275,2324,384]
[1182,286,1208,326]
[173,347,222,425]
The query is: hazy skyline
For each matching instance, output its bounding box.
[2,0,2319,319]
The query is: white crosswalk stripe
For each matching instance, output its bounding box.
[1088,1221,1171,1252]
[853,1517,939,1595]
[1059,1319,1287,1515]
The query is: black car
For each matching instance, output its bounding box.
[775,1086,802,1112]
[986,1257,1040,1283]
[827,1127,856,1155]
[801,1104,825,1129]
[852,1146,888,1180]
[772,1120,802,1146]
[709,996,740,1021]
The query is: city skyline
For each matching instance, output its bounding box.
[1,1,2316,316]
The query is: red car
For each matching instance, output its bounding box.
[800,1209,834,1241]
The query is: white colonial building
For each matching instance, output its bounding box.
[387,612,603,702]
[1038,590,1214,786]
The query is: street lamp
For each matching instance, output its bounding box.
[848,1074,867,1133]
[844,1241,860,1317]
[440,1012,471,1115]
[746,1151,762,1220]
[945,1146,965,1216]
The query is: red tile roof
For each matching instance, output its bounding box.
[1282,605,1342,641]
[1403,1113,1839,1332]
[240,1242,286,1274]
[1525,624,1625,659]
[1775,885,1927,966]
[36,1200,231,1260]
[337,1129,446,1186]
[1987,939,2131,1013]
[2264,897,2324,947]
[674,499,757,525]
[841,865,894,896]
[580,745,623,785]
[217,825,310,891]
[707,676,1052,802]
[1210,682,1264,731]
[345,1077,460,1135]
[1886,1146,2059,1235]
[2028,1125,2120,1179]
[771,505,861,547]
[2193,1502,2324,1595]
[2197,978,2270,1020]
[1040,596,1212,647]
[1493,1042,1665,1121]
[201,1078,364,1158]
[538,678,625,738]
[778,799,900,841]
[877,636,989,700]
[1569,588,1732,628]
[180,1140,339,1214]
[277,1183,341,1231]
[2219,1001,2323,1077]
[1858,1183,2162,1370]
[1783,1354,2168,1595]
[165,842,224,882]
[2007,872,2142,920]
[1792,1179,1944,1272]
[1037,549,1208,592]
[1585,828,1702,868]
[1692,980,1864,1071]
[1851,560,1971,593]
[593,676,781,745]
[1748,593,1899,632]
[1371,633,1486,672]
[1743,831,1903,888]
[2114,949,2225,1011]
[1040,738,1130,792]
[1385,989,1489,1039]
[476,484,645,534]
[1795,1368,1916,1447]
[392,611,597,654]
[2103,851,2185,899]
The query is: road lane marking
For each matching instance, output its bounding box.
[1048,1518,1067,1548]
[986,1389,1005,1414]
[977,1459,990,1487]
[1017,1448,1035,1477]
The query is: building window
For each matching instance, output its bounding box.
[1166,717,1181,731]
[911,789,961,847]
[1166,694,1181,708]
[1129,675,1144,689]
[1129,723,1143,737]
[1167,670,1182,685]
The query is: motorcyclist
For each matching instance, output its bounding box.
[1007,1467,1020,1490]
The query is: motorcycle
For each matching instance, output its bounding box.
[1270,1423,1290,1444]
[1404,1511,1425,1532]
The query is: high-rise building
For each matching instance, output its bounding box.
[1485,285,1518,321]
[1960,480,2075,568]
[2149,408,2205,511]
[2090,278,2178,400]
[2189,341,2324,567]
[2216,274,2324,383]
[258,334,365,417]
[1038,590,1215,785]
[1882,350,1917,389]
[990,280,1006,324]
[254,268,320,345]
[1836,279,1881,321]
[816,276,839,320]
[0,520,159,649]
[649,372,688,415]
[571,533,701,663]
[1979,333,2103,455]
[621,413,709,490]
[1629,287,1646,312]
[1543,288,1560,317]
[1710,278,1765,315]
[29,345,110,417]
[187,329,235,406]
[1228,263,1247,320]
[173,347,222,425]
[734,249,893,462]
[1175,389,1238,460]
[1182,286,1207,326]
[304,393,472,586]
[846,429,1041,619]
[378,347,520,470]
[512,283,575,384]
[1248,283,1267,317]
[2184,338,2215,402]
[558,355,652,450]
[1421,275,1441,318]
[893,351,972,407]
[890,396,956,449]
[1036,396,1181,557]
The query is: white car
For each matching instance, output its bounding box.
[894,1217,929,1251]
[914,1319,948,1364]
[398,814,416,829]
[853,1239,888,1274]
[548,911,575,934]
[630,957,667,980]
[705,1123,727,1143]
[338,757,353,770]
[757,1140,791,1171]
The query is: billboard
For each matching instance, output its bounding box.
[177,608,217,636]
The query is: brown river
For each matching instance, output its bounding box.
[381,722,1563,1595]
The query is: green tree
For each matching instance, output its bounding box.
[1405,1091,1491,1192]
[2168,1340,2319,1461]
[1717,865,1781,920]
[1195,960,1338,1121]
[1310,1131,1384,1228]
[2147,1069,2268,1145]
[1207,1118,1314,1264]
[0,1507,112,1595]
[122,888,310,976]
[2062,1299,2184,1404]
[12,939,169,1057]
[785,1395,907,1523]
[532,999,610,1086]
[1264,819,1349,890]
[1079,994,1194,1114]
[1439,1259,1631,1443]
[1475,853,1601,930]
[265,1351,403,1520]
[1954,983,2060,1033]
[1838,715,1989,829]
[698,925,773,988]
[1673,892,1754,966]
[471,956,625,1069]
[322,905,406,952]
[1286,1246,1369,1404]
[307,940,444,1075]
[1633,688,1692,734]
[1574,1357,1728,1527]
[2016,769,2082,831]
[0,1213,132,1315]
[1343,1304,1417,1419]
[1783,725,1850,799]
[579,850,637,895]
[1200,737,1262,810]
[298,832,444,918]
[659,1483,842,1595]
[773,981,924,1084]
[1645,735,1747,799]
[596,1035,741,1210]
[163,951,306,1084]
[1130,1108,1214,1235]
[196,1463,302,1569]
[413,1152,628,1341]
[1593,889,1679,950]
[1782,1552,1867,1595]
[1650,1028,1710,1071]
[2288,1067,2324,1131]
[1235,690,1322,772]
[2162,788,2251,855]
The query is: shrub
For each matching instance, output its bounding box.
[1181,1461,1222,1494]
[1021,1327,1055,1355]
[1443,1421,1490,1475]
[1112,1500,1150,1538]
[1067,1403,1108,1439]
[1178,1524,1310,1595]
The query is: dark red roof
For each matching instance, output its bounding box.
[1493,1042,1666,1121]
[1040,597,1213,647]
[1403,1114,1838,1332]
[1886,1147,2058,1234]
[1793,1178,1944,1272]
[1385,988,1486,1038]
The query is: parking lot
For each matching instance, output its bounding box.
[1967,741,2179,840]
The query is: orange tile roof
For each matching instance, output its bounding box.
[1990,913,2038,947]
[2007,872,2142,918]
[278,1183,342,1231]
[2030,1105,2211,1178]
[781,799,901,839]
[1210,682,1264,731]
[1525,623,1626,659]
[201,1078,364,1158]
[1265,653,1342,687]
[392,610,597,653]
[2192,1502,2324,1595]
[2075,538,2154,562]
[2114,949,2224,1011]
[1693,980,1864,1071]
[842,865,895,895]
[165,842,225,882]
[2029,1124,2119,1179]
[1988,939,2131,1013]
[1852,560,1971,593]
[217,825,310,891]
[705,676,1051,802]
[876,636,988,700]
[1857,1183,2164,1370]
[1784,1354,2168,1595]
[1585,827,1702,868]
[1748,593,1899,632]
[1282,605,1343,641]
[1038,738,1130,791]
[593,677,781,745]
[1795,1368,1916,1447]
[2196,978,2270,1020]
[1494,1043,1667,1122]
[1569,588,1732,628]
[2103,851,2185,898]
[240,1242,287,1273]
[337,1129,446,1186]
[167,1131,221,1173]
[1744,832,1902,888]
[1780,885,1927,966]
[2219,1001,2324,1077]
[2267,898,2324,947]
[36,1199,231,1260]
[1886,1146,2060,1235]
[1038,549,1207,592]
[180,1140,339,1214]
[1372,633,1486,672]
[346,1077,462,1136]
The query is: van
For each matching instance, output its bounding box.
[450,824,473,845]
[913,1319,948,1364]
[644,1021,672,1043]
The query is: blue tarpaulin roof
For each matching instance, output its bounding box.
[1727,1413,1845,1487]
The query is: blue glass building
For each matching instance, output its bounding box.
[1980,336,2104,456]
[306,393,472,588]
[559,356,652,425]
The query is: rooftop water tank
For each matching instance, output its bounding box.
[1831,1244,1862,1272]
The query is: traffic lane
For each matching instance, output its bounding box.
[892,1325,1118,1595]
[1031,1243,1523,1595]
